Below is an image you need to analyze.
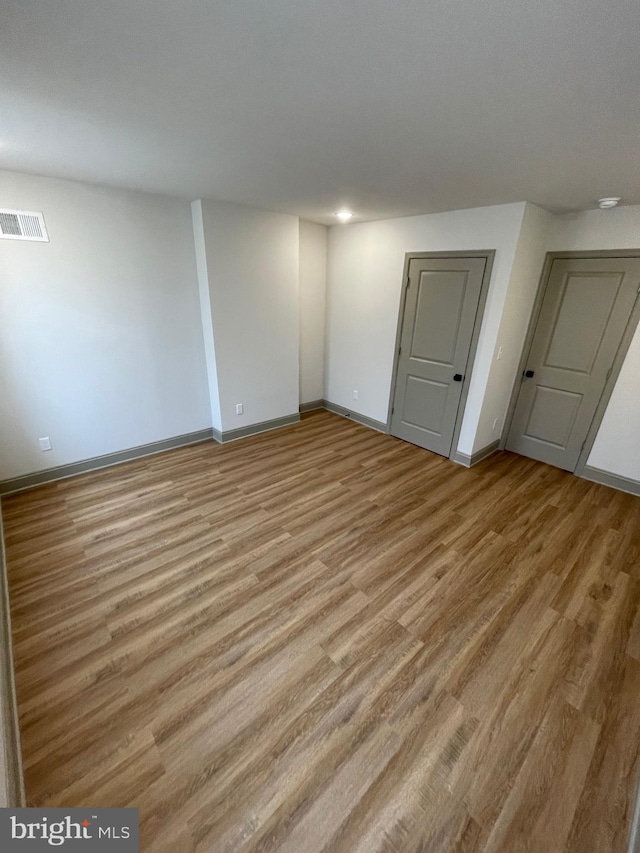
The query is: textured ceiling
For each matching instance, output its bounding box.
[2,0,640,223]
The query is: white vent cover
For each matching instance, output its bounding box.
[0,209,49,242]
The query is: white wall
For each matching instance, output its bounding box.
[325,203,526,455]
[472,203,553,452]
[192,201,222,432]
[0,171,211,482]
[196,199,299,432]
[299,221,327,404]
[548,205,640,252]
[588,323,640,480]
[547,205,640,480]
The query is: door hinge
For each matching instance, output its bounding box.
[606,367,612,381]
[391,406,395,415]
[398,345,402,356]
[406,276,410,289]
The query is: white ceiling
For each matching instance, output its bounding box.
[2,0,640,224]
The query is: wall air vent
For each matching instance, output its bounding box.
[0,209,49,242]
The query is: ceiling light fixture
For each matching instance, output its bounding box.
[597,197,621,209]
[335,210,354,222]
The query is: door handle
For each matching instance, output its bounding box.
[523,369,535,378]
[453,373,463,382]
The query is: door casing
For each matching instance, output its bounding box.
[386,250,495,460]
[502,250,640,477]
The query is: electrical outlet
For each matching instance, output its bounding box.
[39,436,52,451]
[497,346,504,361]
[235,403,244,415]
[353,390,359,400]
[492,418,499,432]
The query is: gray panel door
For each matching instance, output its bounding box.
[507,257,640,471]
[390,256,486,456]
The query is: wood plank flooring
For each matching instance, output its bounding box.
[2,410,640,852]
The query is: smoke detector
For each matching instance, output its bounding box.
[597,197,621,209]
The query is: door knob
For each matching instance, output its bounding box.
[523,369,535,378]
[453,373,463,382]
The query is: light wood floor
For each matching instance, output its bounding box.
[2,410,640,852]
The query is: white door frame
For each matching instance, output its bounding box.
[386,250,496,461]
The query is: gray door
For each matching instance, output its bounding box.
[390,256,486,456]
[507,257,640,471]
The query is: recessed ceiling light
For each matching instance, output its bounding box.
[335,210,354,222]
[597,197,621,209]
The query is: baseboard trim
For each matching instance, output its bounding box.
[0,514,25,806]
[299,400,325,413]
[317,401,386,434]
[216,413,300,444]
[451,439,500,468]
[581,465,640,497]
[0,415,305,494]
[0,429,214,496]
